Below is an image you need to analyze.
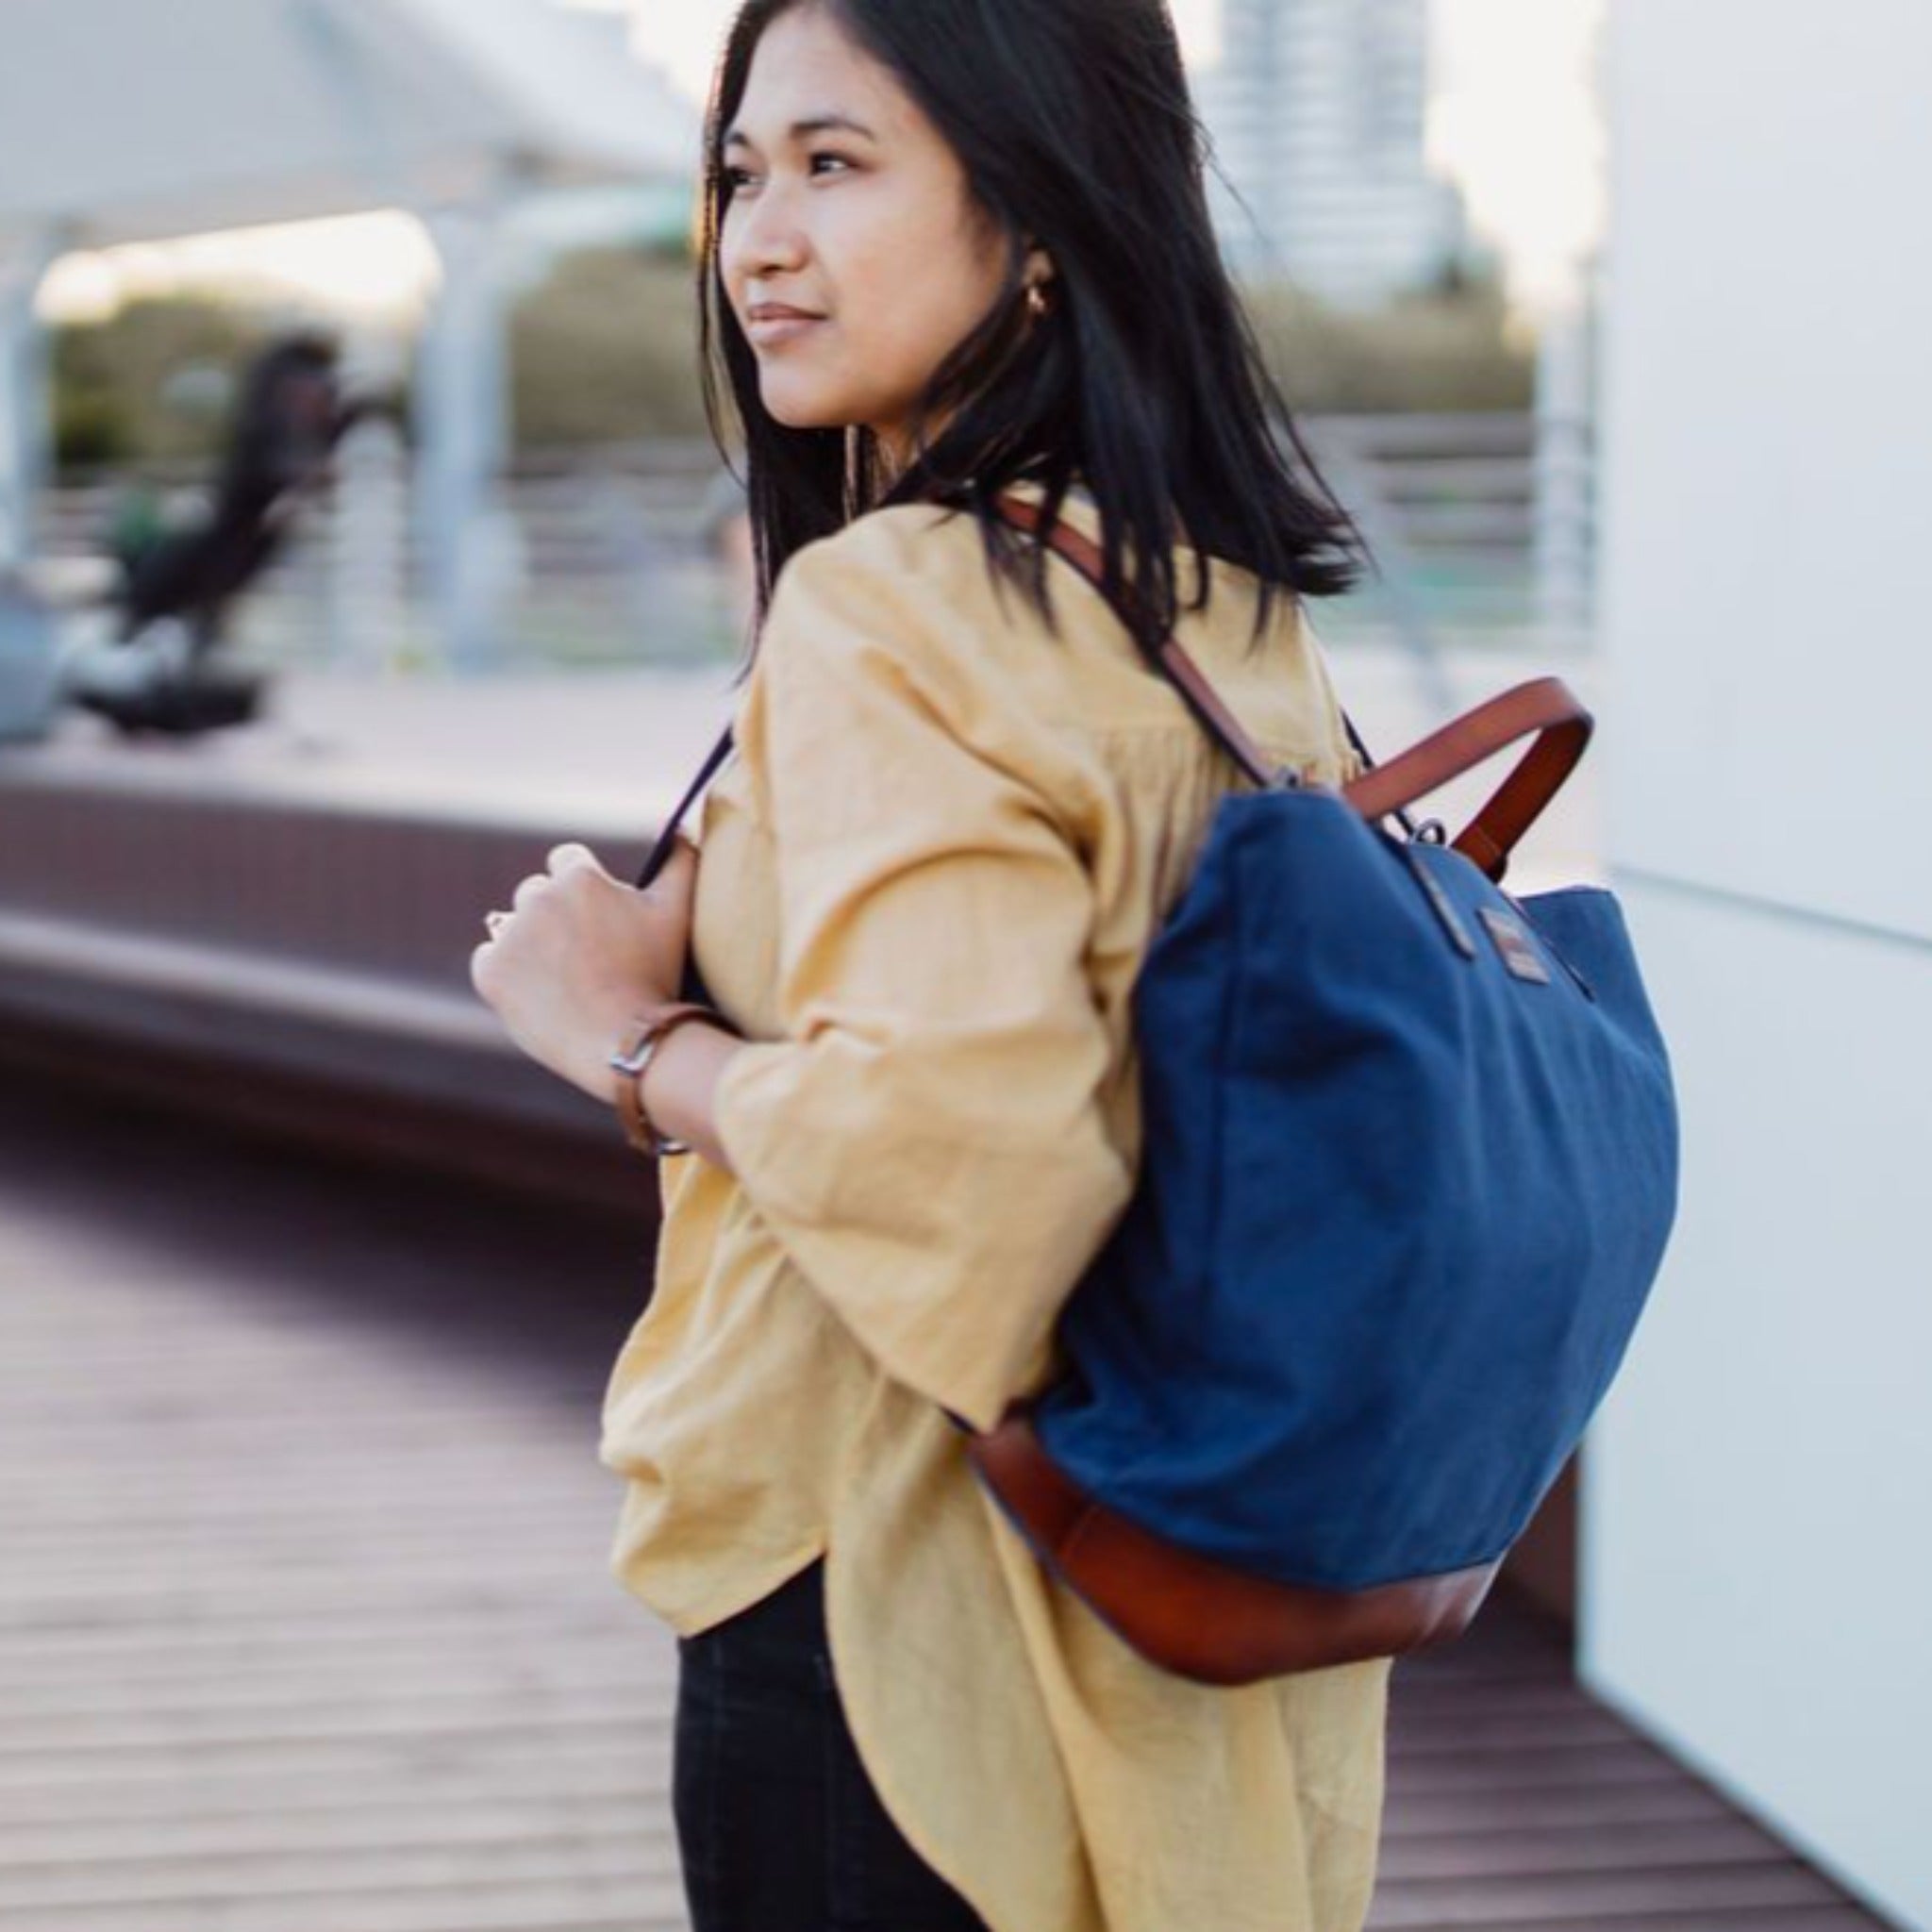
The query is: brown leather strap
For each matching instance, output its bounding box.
[991,492,1594,883]
[1341,679,1593,881]
[608,1002,723,1158]
[994,495,1290,790]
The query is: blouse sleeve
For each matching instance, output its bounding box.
[708,520,1135,1436]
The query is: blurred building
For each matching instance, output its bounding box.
[1587,4,1931,1927]
[1197,0,1469,302]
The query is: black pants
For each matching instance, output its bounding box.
[674,1557,991,1932]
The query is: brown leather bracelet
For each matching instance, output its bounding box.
[608,1003,727,1158]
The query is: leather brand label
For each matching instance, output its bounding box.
[1479,907,1551,984]
[1404,845,1477,958]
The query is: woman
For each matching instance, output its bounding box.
[471,1,1393,1926]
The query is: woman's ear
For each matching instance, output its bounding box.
[1024,243,1058,291]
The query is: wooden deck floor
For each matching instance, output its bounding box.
[0,1075,1888,1932]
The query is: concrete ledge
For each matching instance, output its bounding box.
[0,998,658,1224]
[0,768,670,1219]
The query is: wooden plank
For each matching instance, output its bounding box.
[0,1840,686,1914]
[1369,1858,1854,1925]
[1384,1781,1739,1836]
[1385,1913,1883,1932]
[0,1877,691,1932]
[0,1772,670,1834]
[1387,1707,1642,1753]
[0,1795,667,1865]
[1379,1817,1810,1883]
[1387,1740,1693,1800]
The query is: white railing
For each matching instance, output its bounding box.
[34,413,1593,673]
[1302,411,1594,658]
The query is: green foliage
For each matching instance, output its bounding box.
[508,244,708,447]
[47,248,1534,480]
[1244,273,1537,416]
[51,296,267,473]
[505,245,1534,447]
[51,388,132,468]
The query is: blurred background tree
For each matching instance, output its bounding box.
[1249,268,1535,416]
[48,245,1532,474]
[501,245,1534,446]
[52,297,267,471]
[506,242,708,447]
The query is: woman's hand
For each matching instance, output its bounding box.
[470,839,699,1106]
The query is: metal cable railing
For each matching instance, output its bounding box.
[33,414,1594,674]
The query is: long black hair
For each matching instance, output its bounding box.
[698,0,1372,661]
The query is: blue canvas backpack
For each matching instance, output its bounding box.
[636,498,1681,1687]
[961,501,1681,1683]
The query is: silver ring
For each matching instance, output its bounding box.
[484,909,512,937]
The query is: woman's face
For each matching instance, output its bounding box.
[718,4,1018,468]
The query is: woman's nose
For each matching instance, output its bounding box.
[724,187,809,281]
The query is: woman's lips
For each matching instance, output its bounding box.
[745,306,825,347]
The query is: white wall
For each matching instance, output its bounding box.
[1584,6,1932,1927]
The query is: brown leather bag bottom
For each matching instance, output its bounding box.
[968,1408,1500,1685]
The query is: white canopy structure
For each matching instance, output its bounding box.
[0,0,699,662]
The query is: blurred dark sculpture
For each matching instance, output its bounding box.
[68,332,368,736]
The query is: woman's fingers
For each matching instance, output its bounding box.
[546,841,602,877]
[653,835,698,891]
[503,842,614,917]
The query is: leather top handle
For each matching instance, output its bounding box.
[993,493,1593,883]
[1343,679,1593,881]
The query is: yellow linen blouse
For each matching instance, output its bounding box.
[597,485,1392,1932]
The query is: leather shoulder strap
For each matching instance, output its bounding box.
[993,495,1291,791]
[634,723,734,890]
[991,492,1592,882]
[634,502,1595,890]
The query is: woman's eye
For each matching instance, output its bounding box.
[722,154,850,194]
